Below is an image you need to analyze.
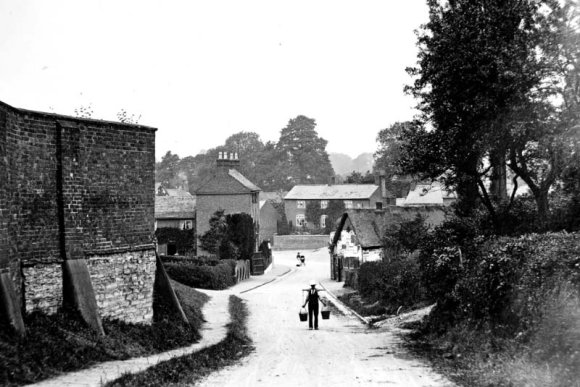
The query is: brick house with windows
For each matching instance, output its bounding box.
[283,184,389,230]
[195,152,261,254]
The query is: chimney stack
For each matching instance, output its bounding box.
[216,150,240,171]
[374,169,391,206]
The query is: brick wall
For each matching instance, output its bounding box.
[0,100,157,324]
[272,234,330,250]
[196,193,257,239]
[259,201,279,243]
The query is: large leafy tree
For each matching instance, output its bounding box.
[374,122,409,179]
[156,151,181,187]
[403,0,579,227]
[276,115,335,189]
[505,1,580,225]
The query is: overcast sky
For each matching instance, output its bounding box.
[0,0,429,161]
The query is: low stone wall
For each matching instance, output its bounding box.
[22,261,63,315]
[21,248,156,325]
[87,249,156,324]
[272,235,330,251]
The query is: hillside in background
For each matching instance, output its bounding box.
[329,152,374,176]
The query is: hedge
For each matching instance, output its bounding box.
[455,232,580,331]
[165,259,237,290]
[357,257,425,313]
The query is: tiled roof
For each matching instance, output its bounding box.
[285,184,380,200]
[196,169,261,195]
[402,181,456,206]
[155,195,196,219]
[154,184,191,197]
[331,207,447,249]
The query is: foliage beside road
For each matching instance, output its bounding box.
[407,222,580,387]
[0,280,208,386]
[107,295,253,387]
[165,258,237,290]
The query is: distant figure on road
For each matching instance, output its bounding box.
[296,252,305,266]
[302,280,326,330]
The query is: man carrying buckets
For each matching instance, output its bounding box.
[302,280,327,330]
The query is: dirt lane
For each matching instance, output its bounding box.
[197,249,453,387]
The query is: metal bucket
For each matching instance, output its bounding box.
[299,308,307,322]
[321,306,330,320]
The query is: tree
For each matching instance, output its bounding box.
[225,213,255,261]
[276,115,335,189]
[198,210,229,256]
[198,210,256,260]
[344,171,375,184]
[223,131,265,184]
[374,122,410,178]
[156,151,181,187]
[403,0,577,228]
[505,1,580,226]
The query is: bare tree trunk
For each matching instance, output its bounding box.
[490,149,508,203]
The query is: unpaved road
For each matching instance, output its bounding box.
[198,248,453,387]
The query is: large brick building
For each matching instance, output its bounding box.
[195,152,261,254]
[284,184,385,230]
[0,100,157,333]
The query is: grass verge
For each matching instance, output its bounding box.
[402,285,580,387]
[107,295,253,387]
[0,280,208,387]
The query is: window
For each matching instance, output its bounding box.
[344,200,353,209]
[297,200,306,209]
[252,193,258,204]
[183,220,193,230]
[320,215,328,228]
[356,202,362,209]
[376,202,383,210]
[320,200,328,209]
[296,214,306,227]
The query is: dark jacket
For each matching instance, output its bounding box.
[304,288,325,308]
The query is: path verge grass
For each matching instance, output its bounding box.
[0,280,207,387]
[107,295,253,387]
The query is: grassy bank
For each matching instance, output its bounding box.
[107,295,253,387]
[0,280,207,386]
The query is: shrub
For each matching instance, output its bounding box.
[165,259,237,290]
[357,257,426,314]
[455,233,580,331]
[198,210,255,260]
[417,215,480,310]
[155,228,196,255]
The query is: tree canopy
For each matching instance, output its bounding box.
[400,0,580,228]
[155,115,335,193]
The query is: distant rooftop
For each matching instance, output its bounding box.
[285,184,380,200]
[196,168,261,195]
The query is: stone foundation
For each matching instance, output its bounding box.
[23,262,63,315]
[21,248,156,324]
[87,249,156,324]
